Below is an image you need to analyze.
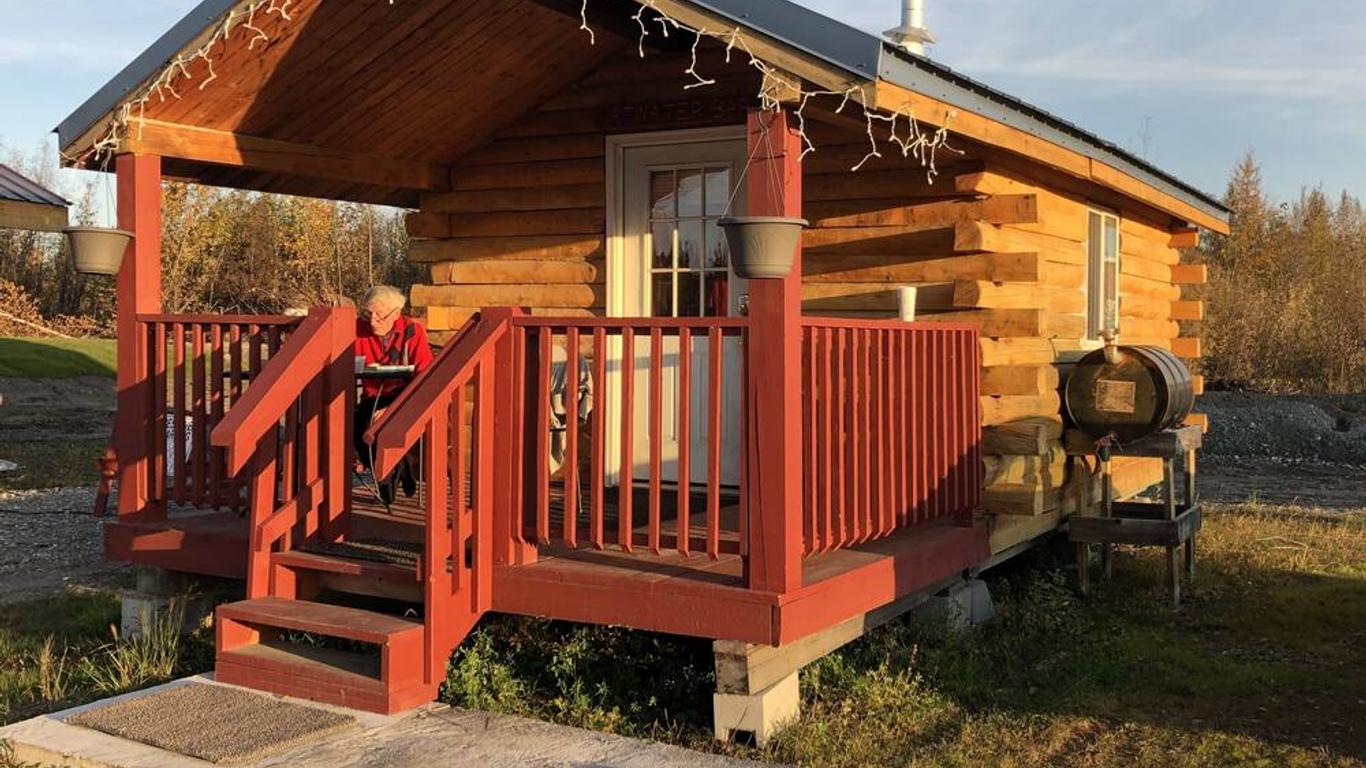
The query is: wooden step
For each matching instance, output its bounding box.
[217,597,421,645]
[273,550,417,582]
[215,597,433,714]
[216,642,436,714]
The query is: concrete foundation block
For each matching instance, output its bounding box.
[712,670,800,746]
[913,578,995,632]
[120,568,215,639]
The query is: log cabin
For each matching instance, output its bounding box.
[57,0,1229,738]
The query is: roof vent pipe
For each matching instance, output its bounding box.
[884,0,936,56]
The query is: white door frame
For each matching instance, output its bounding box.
[602,126,748,488]
[604,126,748,319]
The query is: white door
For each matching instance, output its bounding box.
[610,131,747,489]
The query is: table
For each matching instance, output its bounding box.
[1064,425,1203,608]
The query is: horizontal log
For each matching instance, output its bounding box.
[984,484,1065,516]
[804,167,973,203]
[466,135,605,166]
[1172,337,1203,358]
[1171,264,1208,285]
[429,259,602,285]
[1169,228,1200,249]
[954,282,1086,314]
[406,212,450,239]
[1121,233,1180,266]
[1119,293,1174,321]
[982,419,1064,456]
[803,226,956,255]
[1121,274,1181,302]
[920,309,1083,339]
[447,209,605,238]
[980,364,1062,397]
[982,446,1069,488]
[411,283,606,310]
[1120,253,1173,282]
[422,183,603,214]
[1186,412,1210,433]
[1170,300,1204,321]
[804,194,1039,230]
[426,306,596,332]
[981,393,1062,426]
[800,282,958,313]
[803,252,1045,284]
[955,169,1039,197]
[1118,317,1180,340]
[1191,374,1205,396]
[450,158,606,192]
[955,221,1086,256]
[409,235,604,263]
[980,337,1057,367]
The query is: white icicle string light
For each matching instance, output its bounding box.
[578,0,960,180]
[68,0,297,169]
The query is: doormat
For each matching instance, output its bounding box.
[67,683,356,765]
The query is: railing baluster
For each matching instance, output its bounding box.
[173,323,187,505]
[452,390,467,592]
[618,327,634,553]
[591,329,607,550]
[228,324,244,510]
[802,328,816,556]
[676,328,691,557]
[423,407,451,685]
[564,328,580,549]
[647,328,662,555]
[872,329,886,537]
[150,322,167,510]
[835,328,849,546]
[706,327,722,559]
[192,324,207,508]
[820,328,834,553]
[510,325,526,545]
[535,328,551,546]
[210,324,225,508]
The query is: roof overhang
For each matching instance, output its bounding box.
[56,0,1229,232]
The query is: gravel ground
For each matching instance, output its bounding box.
[0,486,129,603]
[1198,391,1366,508]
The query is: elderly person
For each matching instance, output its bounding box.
[354,285,433,503]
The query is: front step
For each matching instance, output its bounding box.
[216,597,436,714]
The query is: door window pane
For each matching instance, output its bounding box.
[651,222,674,270]
[650,171,676,219]
[651,273,674,318]
[705,272,729,317]
[677,220,705,271]
[678,169,704,218]
[705,218,729,269]
[677,272,702,317]
[705,168,731,217]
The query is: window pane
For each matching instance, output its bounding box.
[704,272,730,317]
[650,171,676,219]
[677,272,702,317]
[1104,216,1120,259]
[678,220,704,271]
[705,168,732,217]
[651,222,674,270]
[1104,270,1119,331]
[705,218,729,269]
[651,273,674,318]
[678,169,704,218]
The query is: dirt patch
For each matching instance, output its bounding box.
[0,487,128,603]
[1198,391,1366,509]
[0,375,115,443]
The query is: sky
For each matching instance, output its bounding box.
[1,0,1363,204]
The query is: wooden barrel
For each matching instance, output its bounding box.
[1064,345,1194,442]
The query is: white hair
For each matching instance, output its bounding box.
[363,285,406,312]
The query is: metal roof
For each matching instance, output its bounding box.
[56,0,1228,222]
[0,164,70,209]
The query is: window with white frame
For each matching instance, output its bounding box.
[1086,209,1121,339]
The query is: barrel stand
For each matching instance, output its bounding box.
[1065,425,1202,608]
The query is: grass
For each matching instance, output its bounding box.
[0,437,107,492]
[0,337,116,378]
[0,590,214,727]
[441,503,1366,767]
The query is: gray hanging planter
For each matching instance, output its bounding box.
[65,226,133,276]
[717,216,808,279]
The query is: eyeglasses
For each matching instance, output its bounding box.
[364,306,400,323]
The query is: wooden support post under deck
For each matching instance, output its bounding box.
[743,109,803,595]
[114,154,162,518]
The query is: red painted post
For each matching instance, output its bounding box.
[114,154,162,519]
[743,109,803,595]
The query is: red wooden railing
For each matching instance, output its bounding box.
[366,310,508,685]
[209,307,357,598]
[800,318,982,554]
[134,314,302,517]
[506,316,749,559]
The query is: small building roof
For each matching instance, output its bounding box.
[0,164,70,209]
[0,164,70,232]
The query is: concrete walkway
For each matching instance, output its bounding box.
[1,676,771,768]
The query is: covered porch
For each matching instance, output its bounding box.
[64,0,988,717]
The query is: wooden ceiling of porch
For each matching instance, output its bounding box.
[120,0,644,205]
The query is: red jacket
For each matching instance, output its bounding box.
[354,315,434,398]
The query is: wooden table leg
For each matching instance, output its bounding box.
[1100,449,1113,580]
[1185,449,1197,582]
[1164,457,1180,608]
